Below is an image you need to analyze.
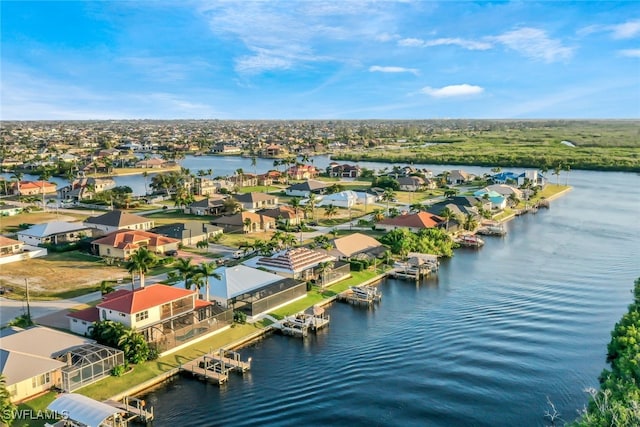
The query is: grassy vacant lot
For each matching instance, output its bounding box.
[0,211,87,234]
[0,251,129,297]
[334,120,640,172]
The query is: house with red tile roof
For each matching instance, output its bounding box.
[376,211,445,233]
[90,229,180,259]
[11,180,57,196]
[68,284,232,353]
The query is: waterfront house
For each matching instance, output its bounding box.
[229,173,258,188]
[68,284,231,353]
[0,204,22,216]
[16,221,94,246]
[376,212,445,233]
[428,196,491,217]
[57,177,116,201]
[11,180,57,196]
[211,211,276,234]
[473,189,507,210]
[397,176,436,192]
[262,144,286,157]
[187,195,227,216]
[518,170,547,187]
[446,170,474,185]
[486,184,524,200]
[244,247,347,283]
[285,180,330,197]
[151,221,222,246]
[202,265,307,320]
[84,209,154,235]
[90,229,180,259]
[330,233,385,260]
[233,192,278,211]
[211,143,242,154]
[286,164,319,180]
[0,326,122,402]
[135,157,168,168]
[491,171,520,185]
[327,162,361,178]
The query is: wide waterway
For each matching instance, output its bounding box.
[140,167,639,426]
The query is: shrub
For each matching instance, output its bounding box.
[111,364,125,377]
[233,310,247,324]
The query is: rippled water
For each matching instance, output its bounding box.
[147,170,640,425]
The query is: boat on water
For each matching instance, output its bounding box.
[477,225,506,236]
[455,234,485,247]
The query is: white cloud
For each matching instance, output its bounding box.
[398,37,427,47]
[421,84,484,98]
[619,49,640,57]
[424,37,492,50]
[375,32,399,42]
[369,65,418,75]
[491,27,573,62]
[611,20,640,39]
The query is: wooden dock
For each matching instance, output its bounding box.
[180,353,229,385]
[338,286,382,306]
[389,253,439,282]
[104,396,154,423]
[209,348,252,373]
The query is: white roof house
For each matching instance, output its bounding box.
[16,221,92,246]
[318,190,358,208]
[205,265,284,306]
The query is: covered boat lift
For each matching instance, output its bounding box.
[46,393,125,426]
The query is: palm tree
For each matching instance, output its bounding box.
[316,261,334,287]
[251,156,258,176]
[564,164,571,186]
[280,232,297,249]
[463,213,478,231]
[324,204,338,219]
[223,198,241,214]
[382,188,396,216]
[306,193,319,220]
[372,208,385,222]
[243,217,253,234]
[0,374,16,426]
[196,261,221,301]
[440,207,455,231]
[125,247,156,289]
[10,171,23,197]
[142,171,149,196]
[235,168,244,187]
[553,163,562,186]
[173,257,194,289]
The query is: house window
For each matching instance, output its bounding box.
[135,311,149,322]
[101,310,107,320]
[106,248,111,255]
[32,373,50,388]
[72,319,78,323]
[119,313,126,317]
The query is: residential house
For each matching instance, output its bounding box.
[257,170,284,186]
[262,144,286,157]
[285,180,330,197]
[258,206,303,226]
[473,189,507,210]
[229,173,258,188]
[151,221,222,246]
[211,143,242,154]
[244,247,343,282]
[491,171,520,184]
[446,170,474,185]
[0,326,113,402]
[376,211,445,233]
[194,178,235,196]
[68,284,231,353]
[135,157,169,168]
[0,236,24,256]
[426,196,491,223]
[327,162,361,178]
[57,177,116,201]
[486,184,524,200]
[0,204,22,216]
[211,211,276,234]
[91,229,180,259]
[318,190,358,209]
[397,176,435,192]
[518,170,547,187]
[84,210,154,235]
[233,192,278,211]
[330,233,385,260]
[286,165,319,180]
[17,221,93,246]
[203,265,306,320]
[12,180,57,196]
[187,195,227,216]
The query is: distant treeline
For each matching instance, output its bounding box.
[570,278,640,426]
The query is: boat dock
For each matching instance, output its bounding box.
[210,348,252,373]
[477,222,506,236]
[338,285,382,306]
[103,396,154,424]
[455,234,485,248]
[180,353,230,385]
[389,253,439,282]
[272,311,330,338]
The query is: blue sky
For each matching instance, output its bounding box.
[1,1,639,120]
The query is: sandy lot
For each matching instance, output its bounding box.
[0,252,129,293]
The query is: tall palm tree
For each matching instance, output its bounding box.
[251,156,258,177]
[463,213,478,231]
[10,171,23,197]
[382,188,396,216]
[440,207,455,232]
[243,217,253,234]
[142,171,149,196]
[324,204,338,219]
[316,261,334,287]
[372,208,385,222]
[196,261,221,302]
[173,257,194,289]
[38,168,53,208]
[125,247,157,289]
[307,193,319,220]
